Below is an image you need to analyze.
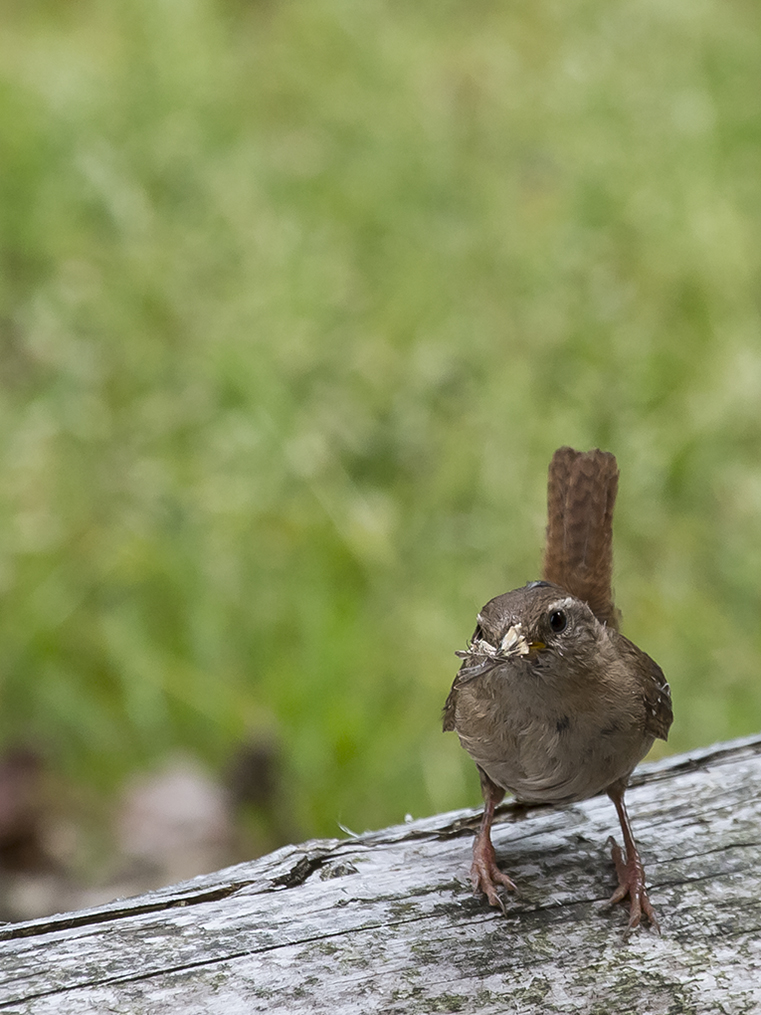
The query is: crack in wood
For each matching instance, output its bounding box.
[0,882,254,943]
[1,901,485,1007]
[271,853,330,889]
[4,734,761,1013]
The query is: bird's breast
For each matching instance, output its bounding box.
[450,657,652,803]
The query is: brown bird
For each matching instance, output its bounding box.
[443,447,672,933]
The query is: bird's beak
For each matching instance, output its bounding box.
[455,622,545,680]
[497,624,531,657]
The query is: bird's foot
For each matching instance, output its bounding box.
[471,833,517,913]
[602,835,660,937]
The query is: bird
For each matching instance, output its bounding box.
[443,446,673,933]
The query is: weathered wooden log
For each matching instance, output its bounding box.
[2,734,761,1014]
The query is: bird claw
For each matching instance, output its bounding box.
[471,835,517,913]
[602,835,660,938]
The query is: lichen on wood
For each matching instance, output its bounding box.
[2,735,761,1014]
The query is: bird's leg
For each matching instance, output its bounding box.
[604,780,660,936]
[471,768,516,912]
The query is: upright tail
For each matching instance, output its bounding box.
[542,446,620,629]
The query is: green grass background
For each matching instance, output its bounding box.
[1,0,760,845]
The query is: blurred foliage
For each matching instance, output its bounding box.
[0,0,760,845]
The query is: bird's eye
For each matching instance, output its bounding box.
[549,609,567,633]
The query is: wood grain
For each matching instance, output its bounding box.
[2,735,761,1014]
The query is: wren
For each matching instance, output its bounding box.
[443,447,672,933]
